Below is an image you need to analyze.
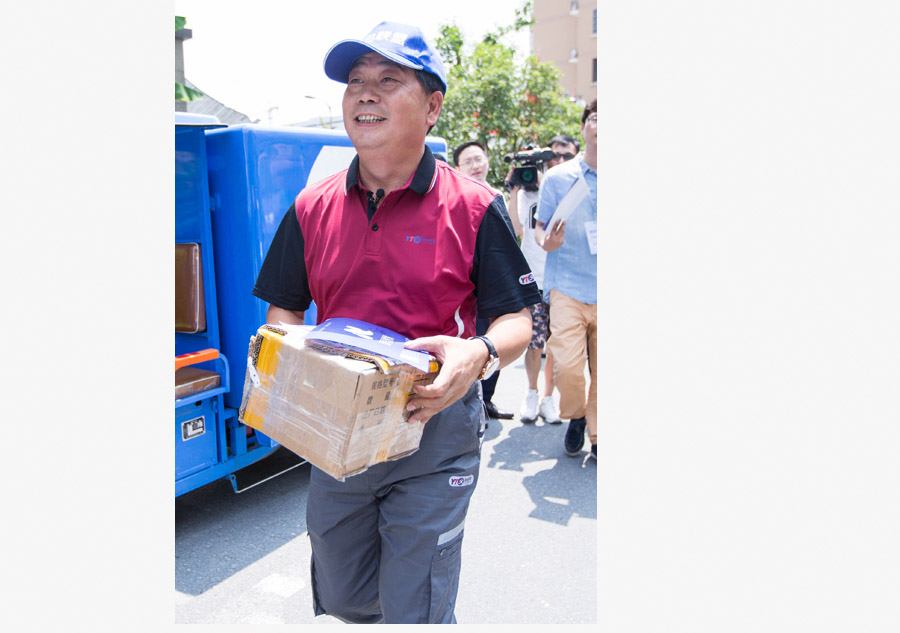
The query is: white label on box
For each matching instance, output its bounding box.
[248,356,261,387]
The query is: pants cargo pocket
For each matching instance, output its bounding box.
[428,531,464,624]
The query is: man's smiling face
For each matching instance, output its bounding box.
[342,52,442,157]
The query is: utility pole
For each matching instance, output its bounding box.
[175,26,192,112]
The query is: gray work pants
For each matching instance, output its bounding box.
[307,381,485,624]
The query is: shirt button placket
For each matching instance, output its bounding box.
[365,210,383,255]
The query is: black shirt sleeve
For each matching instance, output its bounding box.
[252,202,313,312]
[472,195,542,319]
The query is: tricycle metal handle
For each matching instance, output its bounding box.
[175,348,219,371]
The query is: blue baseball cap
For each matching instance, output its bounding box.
[323,21,447,93]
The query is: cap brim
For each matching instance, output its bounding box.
[323,39,424,84]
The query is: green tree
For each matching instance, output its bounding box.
[176,16,204,102]
[433,1,584,190]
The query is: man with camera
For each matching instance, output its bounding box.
[533,100,598,459]
[506,135,579,426]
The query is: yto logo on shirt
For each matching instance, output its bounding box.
[406,235,436,245]
[519,273,535,285]
[448,474,475,488]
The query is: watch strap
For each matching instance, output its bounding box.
[469,335,499,380]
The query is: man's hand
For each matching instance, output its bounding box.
[402,336,488,424]
[402,309,531,424]
[504,167,519,194]
[535,220,566,252]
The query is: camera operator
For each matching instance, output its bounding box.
[506,135,579,236]
[506,135,579,425]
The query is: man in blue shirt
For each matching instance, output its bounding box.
[534,99,598,458]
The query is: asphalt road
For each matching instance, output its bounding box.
[175,351,597,624]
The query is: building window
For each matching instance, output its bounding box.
[569,48,578,63]
[593,9,597,34]
[592,58,597,84]
[570,1,579,15]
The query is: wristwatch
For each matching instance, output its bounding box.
[469,335,500,381]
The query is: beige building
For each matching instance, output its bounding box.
[532,0,597,104]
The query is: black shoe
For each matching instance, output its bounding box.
[484,401,514,420]
[564,417,587,456]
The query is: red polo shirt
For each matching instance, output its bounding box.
[254,146,540,340]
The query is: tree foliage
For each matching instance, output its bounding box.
[433,1,583,190]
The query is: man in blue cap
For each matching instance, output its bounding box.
[253,21,540,623]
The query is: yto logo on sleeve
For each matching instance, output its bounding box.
[448,474,475,488]
[519,272,535,285]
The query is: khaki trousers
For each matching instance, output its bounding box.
[547,289,597,445]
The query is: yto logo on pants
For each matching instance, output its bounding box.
[448,475,475,488]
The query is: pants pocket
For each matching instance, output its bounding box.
[428,531,464,624]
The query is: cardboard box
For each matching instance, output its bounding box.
[238,323,439,481]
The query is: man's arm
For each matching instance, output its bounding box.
[507,188,523,239]
[534,220,566,252]
[402,308,532,424]
[266,305,305,325]
[534,166,572,252]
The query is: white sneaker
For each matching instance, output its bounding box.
[539,395,562,424]
[520,389,539,423]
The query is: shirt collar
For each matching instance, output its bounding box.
[345,145,437,196]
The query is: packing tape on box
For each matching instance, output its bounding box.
[372,369,417,463]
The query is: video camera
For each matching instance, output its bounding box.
[503,147,556,192]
